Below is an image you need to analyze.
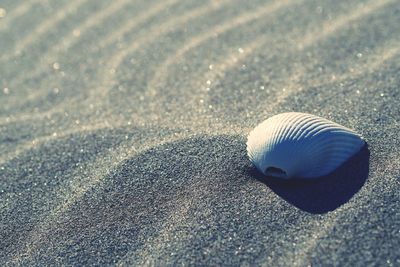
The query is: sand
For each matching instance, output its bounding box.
[0,0,399,265]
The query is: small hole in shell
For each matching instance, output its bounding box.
[265,167,287,178]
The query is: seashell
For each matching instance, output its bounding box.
[247,112,365,179]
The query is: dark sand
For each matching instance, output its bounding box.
[1,0,399,266]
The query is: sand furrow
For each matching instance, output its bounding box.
[8,129,188,265]
[1,0,90,61]
[6,0,135,87]
[0,0,42,32]
[147,0,302,91]
[194,0,397,125]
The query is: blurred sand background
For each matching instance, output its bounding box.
[0,0,399,265]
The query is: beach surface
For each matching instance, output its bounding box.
[1,0,399,265]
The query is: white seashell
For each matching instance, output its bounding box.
[247,112,365,179]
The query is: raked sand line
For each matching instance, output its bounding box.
[241,38,400,121]
[118,165,279,266]
[97,0,184,49]
[88,0,230,102]
[9,0,180,89]
[1,0,90,62]
[0,123,134,209]
[198,0,396,91]
[83,0,295,121]
[298,0,396,49]
[290,212,349,267]
[0,111,247,165]
[0,0,42,32]
[202,42,399,129]
[0,0,197,125]
[141,37,267,122]
[267,42,400,112]
[2,40,397,131]
[8,130,197,264]
[4,0,231,123]
[2,0,395,128]
[46,0,133,55]
[0,110,57,126]
[192,0,397,122]
[0,120,123,165]
[6,0,280,125]
[7,0,135,86]
[0,37,396,138]
[144,0,395,119]
[116,179,206,266]
[147,0,303,92]
[2,35,394,176]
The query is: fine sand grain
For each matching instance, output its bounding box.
[1,0,399,266]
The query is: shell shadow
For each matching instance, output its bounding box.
[250,144,370,214]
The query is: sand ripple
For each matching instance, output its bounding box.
[1,0,399,265]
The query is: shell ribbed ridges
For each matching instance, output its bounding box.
[247,112,365,179]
